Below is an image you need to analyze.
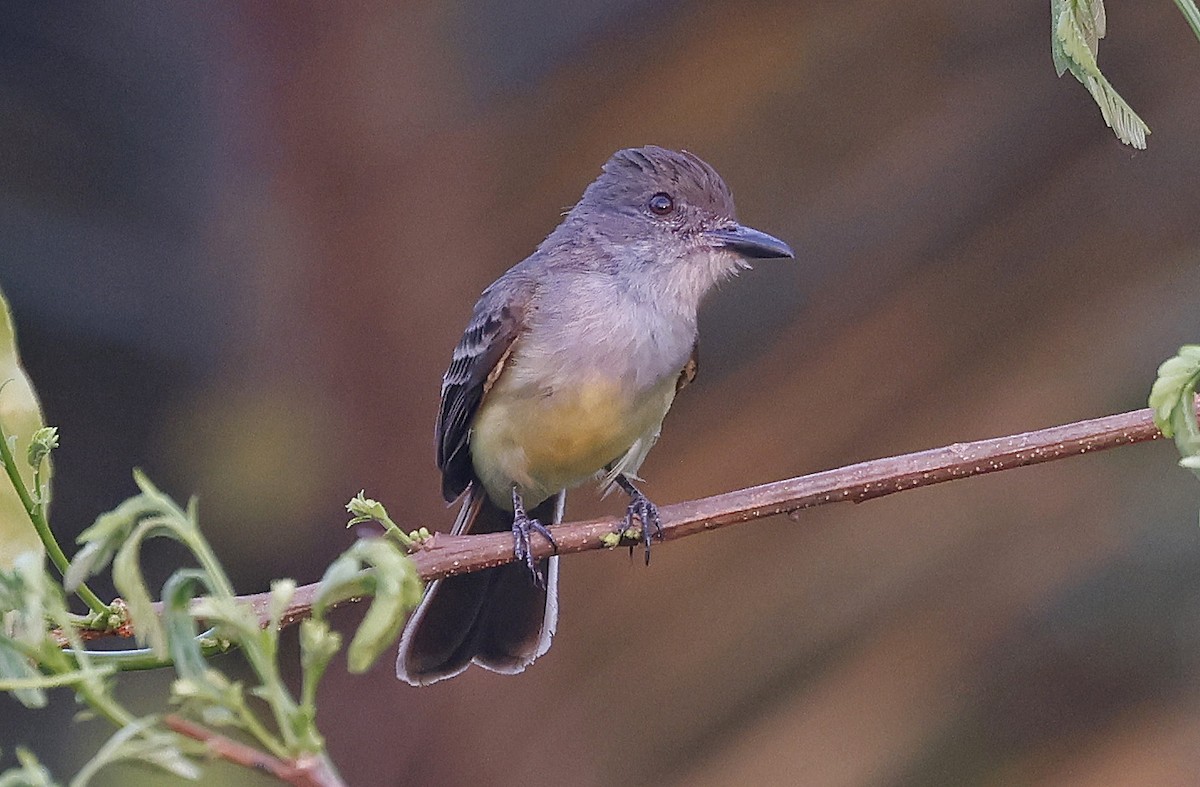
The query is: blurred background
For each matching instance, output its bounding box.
[3,1,1200,784]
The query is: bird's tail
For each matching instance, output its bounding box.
[395,487,562,686]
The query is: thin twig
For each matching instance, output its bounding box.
[105,405,1180,630]
[163,715,346,787]
[238,405,1173,626]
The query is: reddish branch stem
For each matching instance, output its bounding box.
[249,405,1171,627]
[163,716,346,787]
[134,406,1181,785]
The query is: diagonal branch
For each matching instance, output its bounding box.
[163,715,346,787]
[256,405,1174,628]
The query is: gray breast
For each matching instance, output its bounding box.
[521,271,696,393]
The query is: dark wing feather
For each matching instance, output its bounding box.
[437,284,531,502]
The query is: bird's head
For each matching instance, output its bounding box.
[550,146,794,306]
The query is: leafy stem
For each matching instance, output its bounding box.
[0,420,109,617]
[1174,0,1200,42]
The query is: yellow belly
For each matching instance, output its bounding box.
[470,373,676,508]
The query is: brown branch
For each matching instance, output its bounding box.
[163,715,346,787]
[101,405,1175,633]
[85,405,1183,787]
[246,405,1173,625]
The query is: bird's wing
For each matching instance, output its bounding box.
[436,279,534,502]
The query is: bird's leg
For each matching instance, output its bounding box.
[511,487,558,587]
[614,474,662,565]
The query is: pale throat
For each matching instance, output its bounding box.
[631,244,745,322]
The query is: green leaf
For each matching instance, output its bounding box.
[1149,345,1200,482]
[299,618,342,716]
[0,638,47,709]
[160,569,214,683]
[345,490,388,525]
[1149,346,1200,437]
[0,289,48,568]
[1175,0,1200,43]
[345,491,415,548]
[0,552,124,723]
[170,668,243,731]
[1079,72,1150,150]
[1,552,52,651]
[267,579,296,635]
[69,471,197,594]
[313,539,423,673]
[103,472,224,656]
[69,717,201,786]
[313,551,375,608]
[65,494,160,592]
[188,595,260,647]
[0,747,59,787]
[25,427,57,476]
[1050,0,1150,148]
[110,518,176,656]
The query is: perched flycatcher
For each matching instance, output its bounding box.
[396,146,794,685]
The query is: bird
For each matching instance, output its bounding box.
[396,145,794,685]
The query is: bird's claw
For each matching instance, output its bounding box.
[511,490,558,587]
[621,487,661,566]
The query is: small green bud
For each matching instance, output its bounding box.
[268,579,297,629]
[345,490,415,547]
[405,527,432,546]
[26,426,58,468]
[346,490,389,526]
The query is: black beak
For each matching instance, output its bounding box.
[704,224,795,259]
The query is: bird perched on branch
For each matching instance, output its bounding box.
[396,145,794,685]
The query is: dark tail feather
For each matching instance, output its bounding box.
[395,489,562,686]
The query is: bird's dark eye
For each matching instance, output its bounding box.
[648,192,675,216]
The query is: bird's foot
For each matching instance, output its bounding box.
[512,488,558,587]
[615,475,662,565]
